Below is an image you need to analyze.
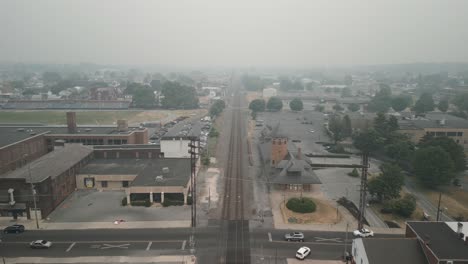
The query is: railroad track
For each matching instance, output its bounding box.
[217,92,251,264]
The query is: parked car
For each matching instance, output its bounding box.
[3,224,25,234]
[295,246,311,260]
[30,240,52,249]
[353,228,374,237]
[285,232,305,242]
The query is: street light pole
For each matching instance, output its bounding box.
[28,163,40,229]
[436,192,442,222]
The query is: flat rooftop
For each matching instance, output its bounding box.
[0,125,145,148]
[79,158,191,187]
[1,144,93,183]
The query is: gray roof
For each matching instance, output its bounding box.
[398,112,468,130]
[407,221,468,261]
[1,144,93,183]
[361,238,427,264]
[79,158,191,187]
[132,158,191,187]
[272,147,321,185]
[0,125,143,148]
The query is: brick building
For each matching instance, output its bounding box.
[0,144,93,219]
[0,112,148,174]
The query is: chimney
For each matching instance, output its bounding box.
[66,112,77,133]
[297,147,302,159]
[457,222,463,235]
[117,120,128,132]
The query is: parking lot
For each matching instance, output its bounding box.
[46,190,190,222]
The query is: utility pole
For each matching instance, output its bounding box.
[25,155,40,229]
[344,222,349,263]
[436,192,442,222]
[357,152,369,230]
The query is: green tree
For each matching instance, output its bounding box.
[50,79,74,95]
[242,75,265,91]
[368,163,405,202]
[209,99,226,117]
[342,115,352,137]
[391,95,412,112]
[249,99,266,112]
[453,92,468,112]
[438,98,449,112]
[348,103,360,112]
[353,129,383,153]
[413,92,435,114]
[161,81,199,109]
[393,194,416,217]
[387,116,399,132]
[367,84,392,112]
[413,146,455,188]
[419,136,466,172]
[289,98,303,111]
[42,71,62,84]
[374,112,388,136]
[133,88,155,108]
[333,103,344,112]
[11,80,25,89]
[384,140,413,162]
[266,97,283,111]
[150,79,162,91]
[328,116,345,144]
[315,104,325,112]
[279,79,293,91]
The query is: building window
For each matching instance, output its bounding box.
[458,132,464,136]
[101,181,108,188]
[429,132,435,136]
[435,132,446,136]
[122,181,129,187]
[447,132,457,137]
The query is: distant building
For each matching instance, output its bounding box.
[0,112,148,174]
[398,112,468,153]
[352,238,427,264]
[262,87,277,99]
[259,124,321,191]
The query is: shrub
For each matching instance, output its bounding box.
[162,199,184,207]
[385,194,416,217]
[202,155,210,166]
[209,127,219,138]
[187,196,193,205]
[121,197,128,206]
[131,200,150,207]
[286,197,316,213]
[348,168,360,177]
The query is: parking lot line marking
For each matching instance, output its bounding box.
[66,242,76,252]
[181,240,187,250]
[146,241,152,251]
[268,232,272,242]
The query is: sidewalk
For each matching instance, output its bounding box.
[4,256,196,264]
[0,219,190,230]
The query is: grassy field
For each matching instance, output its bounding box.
[0,109,206,125]
[424,187,468,220]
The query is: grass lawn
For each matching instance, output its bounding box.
[424,187,468,220]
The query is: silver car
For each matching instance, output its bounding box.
[285,232,305,242]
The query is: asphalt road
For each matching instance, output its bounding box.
[0,227,403,260]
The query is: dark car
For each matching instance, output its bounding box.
[3,224,25,234]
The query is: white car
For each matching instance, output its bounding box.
[295,246,311,260]
[353,228,374,237]
[309,130,315,133]
[30,240,52,249]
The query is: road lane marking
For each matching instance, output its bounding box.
[66,242,76,252]
[181,240,187,250]
[101,243,130,249]
[268,232,272,242]
[146,242,152,251]
[314,237,342,243]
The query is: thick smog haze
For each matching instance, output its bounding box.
[1,0,468,67]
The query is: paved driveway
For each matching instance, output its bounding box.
[47,190,190,222]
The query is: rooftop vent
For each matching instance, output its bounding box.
[16,128,25,132]
[162,167,170,173]
[438,119,446,126]
[85,128,92,132]
[29,131,36,135]
[155,175,164,181]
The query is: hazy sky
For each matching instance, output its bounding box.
[1,0,468,67]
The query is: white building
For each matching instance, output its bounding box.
[160,137,191,158]
[262,87,277,99]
